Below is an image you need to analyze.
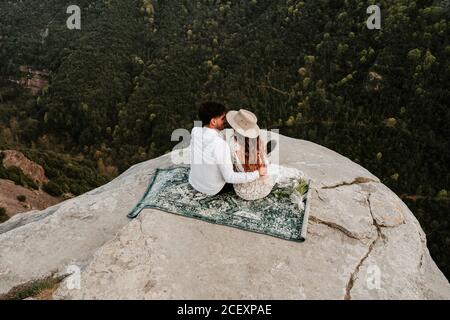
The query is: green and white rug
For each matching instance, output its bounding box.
[127,166,311,242]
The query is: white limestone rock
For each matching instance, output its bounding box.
[0,131,448,299]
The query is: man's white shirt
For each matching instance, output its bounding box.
[188,126,260,195]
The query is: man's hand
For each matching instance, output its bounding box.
[258,165,267,176]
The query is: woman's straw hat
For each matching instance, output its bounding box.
[226,109,260,138]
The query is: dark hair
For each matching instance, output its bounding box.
[198,102,226,126]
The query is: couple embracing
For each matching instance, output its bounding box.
[189,102,276,200]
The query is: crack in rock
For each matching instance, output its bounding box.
[138,214,146,235]
[367,194,386,241]
[417,230,427,272]
[344,193,385,300]
[315,189,326,202]
[321,177,379,189]
[312,189,376,242]
[419,252,424,272]
[309,216,363,241]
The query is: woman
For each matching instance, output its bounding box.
[224,109,276,200]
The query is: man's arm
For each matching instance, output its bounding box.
[215,141,260,184]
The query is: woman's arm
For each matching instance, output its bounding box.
[215,140,260,184]
[259,139,270,167]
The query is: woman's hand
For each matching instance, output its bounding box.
[259,165,267,176]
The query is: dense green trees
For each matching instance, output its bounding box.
[0,0,449,277]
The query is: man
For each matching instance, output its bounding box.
[188,102,266,196]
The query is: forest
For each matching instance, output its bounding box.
[0,0,449,278]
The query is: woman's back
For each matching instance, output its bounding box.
[226,131,276,200]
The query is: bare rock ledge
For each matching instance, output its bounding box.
[1,132,449,299]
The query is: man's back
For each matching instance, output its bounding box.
[189,126,227,195]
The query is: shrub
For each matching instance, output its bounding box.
[0,165,38,190]
[0,207,8,223]
[43,181,63,197]
[0,273,66,300]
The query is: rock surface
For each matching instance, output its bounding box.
[0,132,449,299]
[1,150,49,185]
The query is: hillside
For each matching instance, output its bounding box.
[0,0,449,279]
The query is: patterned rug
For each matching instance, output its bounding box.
[127,166,311,242]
